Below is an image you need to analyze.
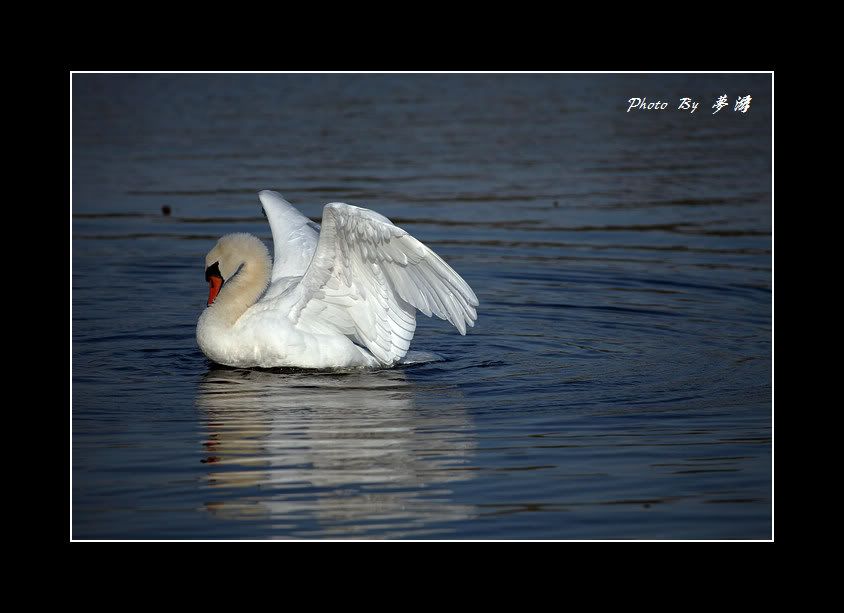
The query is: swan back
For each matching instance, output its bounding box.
[258,202,478,366]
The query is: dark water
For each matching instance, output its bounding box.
[72,74,772,539]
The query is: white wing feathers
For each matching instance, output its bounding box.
[258,190,320,281]
[283,202,479,366]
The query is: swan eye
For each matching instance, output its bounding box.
[205,261,222,282]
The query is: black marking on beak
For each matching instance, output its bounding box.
[205,261,223,282]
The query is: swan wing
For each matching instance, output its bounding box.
[258,190,320,281]
[279,202,479,365]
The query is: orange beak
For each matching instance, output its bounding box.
[207,276,223,306]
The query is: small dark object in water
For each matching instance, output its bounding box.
[162,205,172,216]
[553,201,559,208]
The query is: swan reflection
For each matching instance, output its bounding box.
[195,364,476,538]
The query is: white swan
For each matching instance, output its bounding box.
[196,191,479,369]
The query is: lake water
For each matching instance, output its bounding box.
[72,73,773,540]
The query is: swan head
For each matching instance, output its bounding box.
[204,233,270,306]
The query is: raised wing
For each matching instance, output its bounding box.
[258,190,320,281]
[283,202,479,366]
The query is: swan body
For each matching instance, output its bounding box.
[196,191,479,369]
